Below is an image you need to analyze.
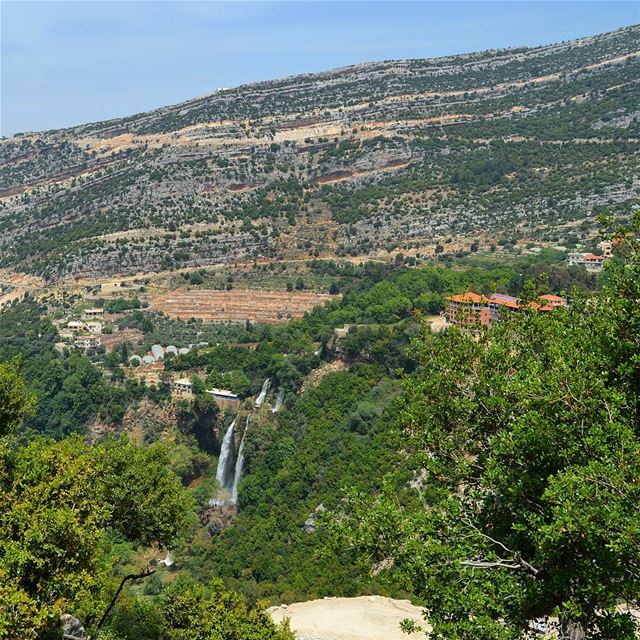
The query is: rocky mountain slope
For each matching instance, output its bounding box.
[1,25,638,280]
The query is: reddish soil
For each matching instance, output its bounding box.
[149,287,337,324]
[100,328,144,350]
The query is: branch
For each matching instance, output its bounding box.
[461,519,540,576]
[95,567,156,631]
[461,560,522,570]
[460,554,539,576]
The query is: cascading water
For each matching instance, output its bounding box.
[272,388,285,413]
[215,419,236,492]
[231,416,250,502]
[211,379,271,506]
[255,378,270,407]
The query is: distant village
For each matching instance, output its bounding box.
[55,305,244,408]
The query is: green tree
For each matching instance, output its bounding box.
[332,221,640,639]
[0,359,35,437]
[0,362,193,638]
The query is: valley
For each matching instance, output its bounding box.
[1,20,639,640]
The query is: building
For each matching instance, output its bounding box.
[567,252,607,272]
[67,320,84,331]
[83,308,105,319]
[205,387,240,411]
[75,335,101,352]
[205,388,239,401]
[538,293,565,309]
[444,292,486,327]
[172,378,193,399]
[86,322,102,334]
[445,291,565,329]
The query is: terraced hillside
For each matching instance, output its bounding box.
[1,25,638,280]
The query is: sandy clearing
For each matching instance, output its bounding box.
[268,595,428,640]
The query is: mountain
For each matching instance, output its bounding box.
[1,25,638,281]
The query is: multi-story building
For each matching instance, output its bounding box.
[86,322,102,334]
[172,378,193,399]
[74,335,101,352]
[444,292,486,327]
[445,291,565,329]
[83,308,105,319]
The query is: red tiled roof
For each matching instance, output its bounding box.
[446,291,485,304]
[583,253,605,261]
[539,294,564,302]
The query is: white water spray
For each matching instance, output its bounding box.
[215,419,236,492]
[231,417,249,502]
[272,388,285,413]
[255,378,270,407]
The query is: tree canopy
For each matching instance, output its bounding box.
[331,215,640,639]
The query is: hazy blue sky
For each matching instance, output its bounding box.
[1,1,638,135]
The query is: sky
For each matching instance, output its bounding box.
[1,1,638,136]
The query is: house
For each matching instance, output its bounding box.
[567,252,607,272]
[172,378,193,399]
[598,241,613,258]
[582,253,607,271]
[67,320,85,331]
[83,308,104,319]
[86,322,102,334]
[75,335,101,352]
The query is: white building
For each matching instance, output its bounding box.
[567,252,607,272]
[173,378,193,398]
[75,335,101,352]
[86,322,102,334]
[67,320,85,331]
[83,308,105,319]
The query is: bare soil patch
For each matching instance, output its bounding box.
[268,595,428,640]
[149,287,337,324]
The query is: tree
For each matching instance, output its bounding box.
[106,576,294,640]
[0,361,193,638]
[0,359,35,437]
[332,219,640,639]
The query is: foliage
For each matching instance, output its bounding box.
[0,373,193,639]
[183,367,407,603]
[106,576,294,640]
[330,220,640,638]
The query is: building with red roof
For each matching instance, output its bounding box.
[445,290,566,328]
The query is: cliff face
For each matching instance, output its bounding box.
[1,25,639,280]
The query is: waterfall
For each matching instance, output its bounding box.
[272,388,285,413]
[231,416,249,502]
[254,378,270,407]
[215,419,236,492]
[211,379,271,506]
